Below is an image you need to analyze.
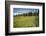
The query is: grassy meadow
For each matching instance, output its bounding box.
[13,16,39,28]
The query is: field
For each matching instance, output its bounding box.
[13,16,39,28]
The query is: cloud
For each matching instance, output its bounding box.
[13,8,39,15]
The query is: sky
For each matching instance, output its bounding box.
[13,8,39,15]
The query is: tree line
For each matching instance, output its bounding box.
[15,11,39,16]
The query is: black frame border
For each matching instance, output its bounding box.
[5,1,45,35]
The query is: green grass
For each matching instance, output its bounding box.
[13,16,39,28]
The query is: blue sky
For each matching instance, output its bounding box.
[13,8,39,15]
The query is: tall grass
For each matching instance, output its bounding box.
[13,16,39,28]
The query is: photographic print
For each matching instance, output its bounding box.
[13,8,39,28]
[5,1,45,35]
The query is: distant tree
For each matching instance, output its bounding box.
[28,12,32,16]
